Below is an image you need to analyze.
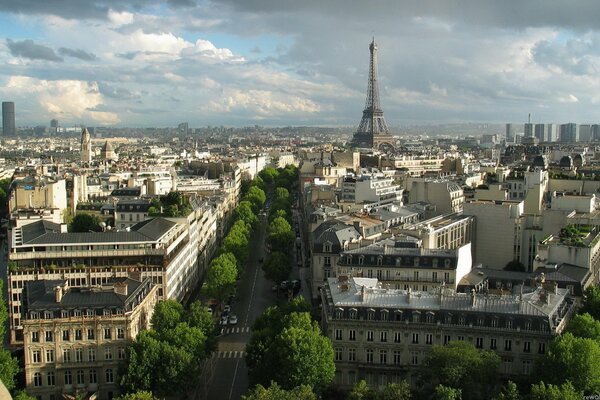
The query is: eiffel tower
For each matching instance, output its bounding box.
[351,38,395,151]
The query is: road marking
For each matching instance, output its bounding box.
[228,358,241,400]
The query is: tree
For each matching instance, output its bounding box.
[379,382,412,400]
[242,382,316,400]
[566,313,600,341]
[0,348,20,392]
[116,391,158,400]
[69,213,102,232]
[535,332,600,393]
[151,300,184,333]
[349,380,376,400]
[267,216,294,253]
[259,167,279,185]
[274,187,290,204]
[529,381,581,400]
[433,385,462,400]
[262,252,291,283]
[244,186,266,213]
[13,392,36,400]
[234,201,259,227]
[418,341,501,400]
[187,301,216,337]
[581,285,600,320]
[494,381,520,400]
[203,253,238,303]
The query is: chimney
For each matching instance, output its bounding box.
[407,287,412,304]
[55,286,63,303]
[114,281,128,296]
[470,289,476,306]
[360,285,365,302]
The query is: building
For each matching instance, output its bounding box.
[342,175,403,205]
[321,276,575,389]
[559,123,579,143]
[534,124,546,141]
[100,141,117,162]
[9,176,68,215]
[579,124,592,142]
[81,128,92,164]
[546,124,558,142]
[524,122,534,138]
[21,277,158,400]
[115,199,152,229]
[351,39,395,151]
[2,101,16,136]
[407,178,465,214]
[505,124,515,142]
[393,213,474,250]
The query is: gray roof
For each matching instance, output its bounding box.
[21,220,63,244]
[312,219,361,246]
[343,238,457,257]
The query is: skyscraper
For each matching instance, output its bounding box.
[351,38,395,151]
[2,101,16,136]
[546,124,557,142]
[534,124,546,141]
[505,123,515,142]
[559,123,579,143]
[50,119,59,135]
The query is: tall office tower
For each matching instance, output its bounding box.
[559,123,579,143]
[546,124,557,142]
[505,123,516,142]
[50,119,58,135]
[592,125,600,141]
[81,127,92,163]
[524,123,534,138]
[579,124,592,142]
[351,38,395,151]
[534,124,546,141]
[2,101,16,136]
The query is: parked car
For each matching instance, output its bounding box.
[229,315,238,325]
[220,315,228,326]
[280,280,289,290]
[223,305,231,314]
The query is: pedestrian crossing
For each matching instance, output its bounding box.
[216,351,246,359]
[221,326,250,334]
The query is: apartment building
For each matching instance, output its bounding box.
[341,175,403,205]
[321,276,575,389]
[115,199,152,229]
[393,213,474,250]
[9,176,67,213]
[22,277,158,400]
[407,178,465,214]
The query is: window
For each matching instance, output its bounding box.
[324,243,331,252]
[503,358,513,374]
[77,370,85,385]
[490,338,497,349]
[89,370,97,384]
[426,333,433,345]
[523,341,531,353]
[45,331,53,342]
[506,319,513,329]
[522,360,532,374]
[380,331,387,342]
[62,330,70,341]
[335,329,342,340]
[379,350,387,364]
[490,319,498,328]
[335,348,342,361]
[426,313,434,323]
[117,328,125,339]
[457,335,465,341]
[411,351,419,365]
[367,309,375,320]
[394,310,403,321]
[412,312,421,323]
[33,372,42,387]
[505,339,512,351]
[32,350,41,363]
[88,349,96,362]
[31,332,39,343]
[46,349,54,363]
[458,315,466,325]
[367,331,374,342]
[393,350,402,365]
[524,321,532,331]
[64,371,72,385]
[75,329,82,340]
[105,348,113,360]
[444,335,451,345]
[349,330,356,341]
[476,337,484,349]
[349,309,358,319]
[75,348,83,362]
[538,343,546,354]
[394,332,401,343]
[381,310,388,321]
[63,349,71,363]
[348,348,356,362]
[87,328,95,340]
[118,347,126,360]
[358,256,364,265]
[104,328,111,340]
[477,317,485,326]
[366,349,373,364]
[412,333,419,344]
[105,369,114,384]
[47,372,55,386]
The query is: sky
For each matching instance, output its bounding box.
[1,1,600,128]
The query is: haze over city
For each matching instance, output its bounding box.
[2,0,600,127]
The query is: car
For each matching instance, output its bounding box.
[229,315,238,325]
[220,315,228,326]
[223,305,231,313]
[280,280,289,290]
[206,307,214,316]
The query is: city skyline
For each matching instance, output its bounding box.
[1,1,600,127]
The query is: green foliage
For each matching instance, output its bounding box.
[529,381,581,400]
[418,341,501,400]
[203,252,238,303]
[246,298,333,393]
[494,381,520,400]
[147,192,192,218]
[234,201,259,227]
[566,313,600,341]
[379,382,412,400]
[433,385,462,400]
[349,380,375,400]
[0,178,11,212]
[116,391,158,400]
[0,348,19,392]
[69,212,102,232]
[581,285,600,320]
[13,391,36,400]
[119,299,215,398]
[558,224,593,247]
[259,167,280,185]
[504,260,525,272]
[244,186,267,213]
[535,332,600,393]
[242,382,316,400]
[262,251,291,283]
[267,216,294,253]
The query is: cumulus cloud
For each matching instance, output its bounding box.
[6,39,63,61]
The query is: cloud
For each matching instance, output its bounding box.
[6,39,63,62]
[58,47,97,61]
